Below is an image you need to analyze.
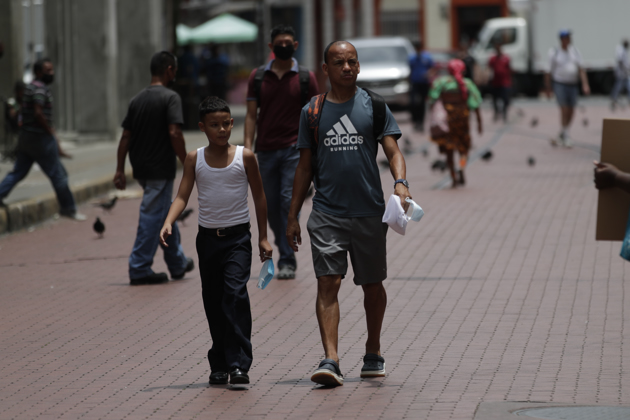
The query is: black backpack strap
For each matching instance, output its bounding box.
[364,88,386,142]
[298,66,311,106]
[253,65,266,107]
[306,93,327,188]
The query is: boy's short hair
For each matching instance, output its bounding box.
[199,96,231,121]
[270,25,296,43]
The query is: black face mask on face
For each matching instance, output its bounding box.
[41,74,54,85]
[273,44,295,61]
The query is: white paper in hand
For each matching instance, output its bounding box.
[257,259,274,290]
[382,194,408,235]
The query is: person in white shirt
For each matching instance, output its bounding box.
[160,96,273,386]
[611,40,630,110]
[544,30,590,148]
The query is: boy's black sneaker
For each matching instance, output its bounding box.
[129,272,168,285]
[229,368,250,384]
[172,257,194,280]
[209,371,228,385]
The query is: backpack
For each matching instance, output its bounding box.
[253,64,311,107]
[306,88,386,188]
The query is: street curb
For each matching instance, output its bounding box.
[0,169,134,234]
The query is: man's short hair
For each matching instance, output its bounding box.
[270,24,296,43]
[323,41,356,64]
[199,96,231,121]
[33,58,52,75]
[150,51,177,76]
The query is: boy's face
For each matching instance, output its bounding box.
[198,111,233,146]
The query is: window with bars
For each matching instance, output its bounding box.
[381,11,419,42]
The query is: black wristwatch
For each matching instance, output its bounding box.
[394,179,409,189]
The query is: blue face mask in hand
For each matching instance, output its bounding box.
[257,259,274,290]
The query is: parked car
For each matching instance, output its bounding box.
[347,36,415,107]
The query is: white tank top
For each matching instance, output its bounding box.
[195,145,250,229]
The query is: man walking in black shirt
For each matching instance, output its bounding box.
[114,51,194,285]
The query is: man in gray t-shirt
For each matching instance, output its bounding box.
[287,41,411,386]
[296,87,401,217]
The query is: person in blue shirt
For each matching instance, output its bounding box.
[201,44,230,100]
[409,41,434,132]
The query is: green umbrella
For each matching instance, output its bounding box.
[179,13,258,45]
[176,24,193,44]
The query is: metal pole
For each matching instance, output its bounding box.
[256,0,265,64]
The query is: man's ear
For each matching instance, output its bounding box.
[322,63,328,77]
[293,40,299,51]
[198,121,205,131]
[268,42,273,51]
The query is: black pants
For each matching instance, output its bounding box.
[196,226,253,373]
[492,86,511,120]
[410,82,430,126]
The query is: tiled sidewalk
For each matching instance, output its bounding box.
[1,98,629,419]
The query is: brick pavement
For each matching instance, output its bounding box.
[1,98,629,419]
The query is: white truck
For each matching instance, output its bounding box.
[471,0,630,96]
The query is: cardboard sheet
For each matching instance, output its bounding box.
[596,119,630,240]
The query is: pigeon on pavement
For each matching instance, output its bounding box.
[530,117,538,127]
[94,196,117,212]
[177,208,194,225]
[481,150,493,161]
[420,145,429,157]
[528,156,536,167]
[93,217,105,238]
[402,137,413,154]
[431,159,447,172]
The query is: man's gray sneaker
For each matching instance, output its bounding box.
[277,265,296,280]
[311,358,343,386]
[360,353,386,378]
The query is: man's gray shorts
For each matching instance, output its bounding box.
[306,209,388,285]
[553,82,579,107]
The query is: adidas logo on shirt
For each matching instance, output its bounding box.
[323,114,364,151]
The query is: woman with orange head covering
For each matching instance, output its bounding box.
[428,58,483,187]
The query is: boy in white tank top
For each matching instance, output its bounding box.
[160,97,272,386]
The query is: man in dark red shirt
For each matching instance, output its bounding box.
[488,42,512,122]
[244,25,319,280]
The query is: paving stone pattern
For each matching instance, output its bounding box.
[1,99,629,419]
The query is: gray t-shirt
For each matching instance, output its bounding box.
[297,88,401,217]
